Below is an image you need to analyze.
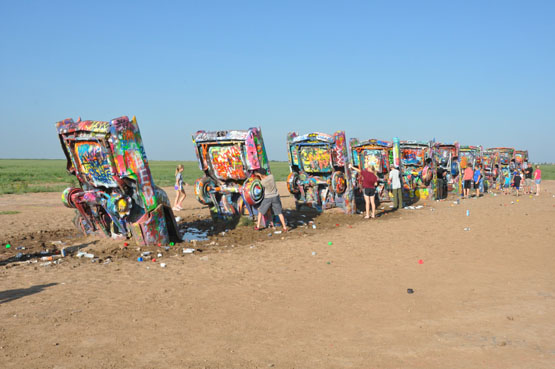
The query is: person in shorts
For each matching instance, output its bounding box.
[523,163,533,194]
[512,170,522,196]
[173,164,186,211]
[473,164,482,198]
[350,162,378,218]
[503,169,511,195]
[534,165,542,196]
[463,165,474,198]
[254,169,287,231]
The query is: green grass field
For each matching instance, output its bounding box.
[0,159,292,195]
[0,159,552,195]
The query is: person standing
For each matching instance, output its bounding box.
[523,163,533,194]
[463,165,474,199]
[474,164,482,198]
[350,163,378,218]
[388,165,403,210]
[254,170,287,231]
[436,165,447,200]
[173,164,186,211]
[534,165,542,196]
[513,170,522,197]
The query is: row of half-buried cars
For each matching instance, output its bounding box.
[55,116,529,245]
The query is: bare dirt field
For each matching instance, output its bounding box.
[1,182,554,368]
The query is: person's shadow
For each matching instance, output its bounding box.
[0,283,58,305]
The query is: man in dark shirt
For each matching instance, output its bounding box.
[513,171,522,196]
[436,166,446,200]
[523,163,533,194]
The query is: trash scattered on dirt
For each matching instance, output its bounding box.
[407,288,415,294]
[328,241,333,246]
[175,216,182,222]
[77,252,94,259]
[464,227,470,231]
[418,259,423,264]
[160,263,167,268]
[137,257,143,262]
[183,248,195,254]
[312,252,317,256]
[142,251,151,256]
[51,240,63,245]
[466,210,470,216]
[274,231,282,234]
[5,244,11,249]
[312,225,317,229]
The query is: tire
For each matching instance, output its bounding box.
[194,177,215,205]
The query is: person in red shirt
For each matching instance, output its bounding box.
[350,162,379,219]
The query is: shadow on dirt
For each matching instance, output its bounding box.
[0,283,58,305]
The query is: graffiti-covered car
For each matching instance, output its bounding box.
[481,149,498,185]
[399,140,433,201]
[514,150,529,170]
[349,138,398,204]
[488,147,516,183]
[286,131,352,213]
[432,142,460,195]
[459,145,482,169]
[56,116,179,245]
[192,128,270,221]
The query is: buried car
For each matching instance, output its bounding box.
[398,140,433,202]
[432,142,460,196]
[349,138,399,205]
[286,131,353,213]
[56,116,179,245]
[192,128,270,221]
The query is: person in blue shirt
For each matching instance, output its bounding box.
[473,164,482,198]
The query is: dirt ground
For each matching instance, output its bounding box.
[0,182,554,368]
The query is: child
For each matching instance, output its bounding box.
[473,164,482,198]
[503,169,511,195]
[173,164,186,211]
[512,170,522,197]
[534,165,542,196]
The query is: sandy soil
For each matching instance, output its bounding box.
[0,182,554,368]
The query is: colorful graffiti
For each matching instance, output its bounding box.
[56,115,178,246]
[209,145,247,180]
[398,141,432,202]
[287,131,353,213]
[300,146,333,173]
[192,128,271,222]
[349,138,396,205]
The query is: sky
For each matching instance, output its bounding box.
[0,0,554,162]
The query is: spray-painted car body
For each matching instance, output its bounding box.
[488,147,516,183]
[192,128,269,220]
[399,140,433,201]
[56,116,179,245]
[286,131,352,213]
[432,142,460,195]
[481,149,498,181]
[514,150,529,170]
[459,145,483,168]
[349,138,398,203]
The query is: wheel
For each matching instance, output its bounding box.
[287,172,300,194]
[241,177,265,206]
[331,171,347,194]
[194,177,215,205]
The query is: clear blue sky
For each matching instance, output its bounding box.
[1,0,554,162]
